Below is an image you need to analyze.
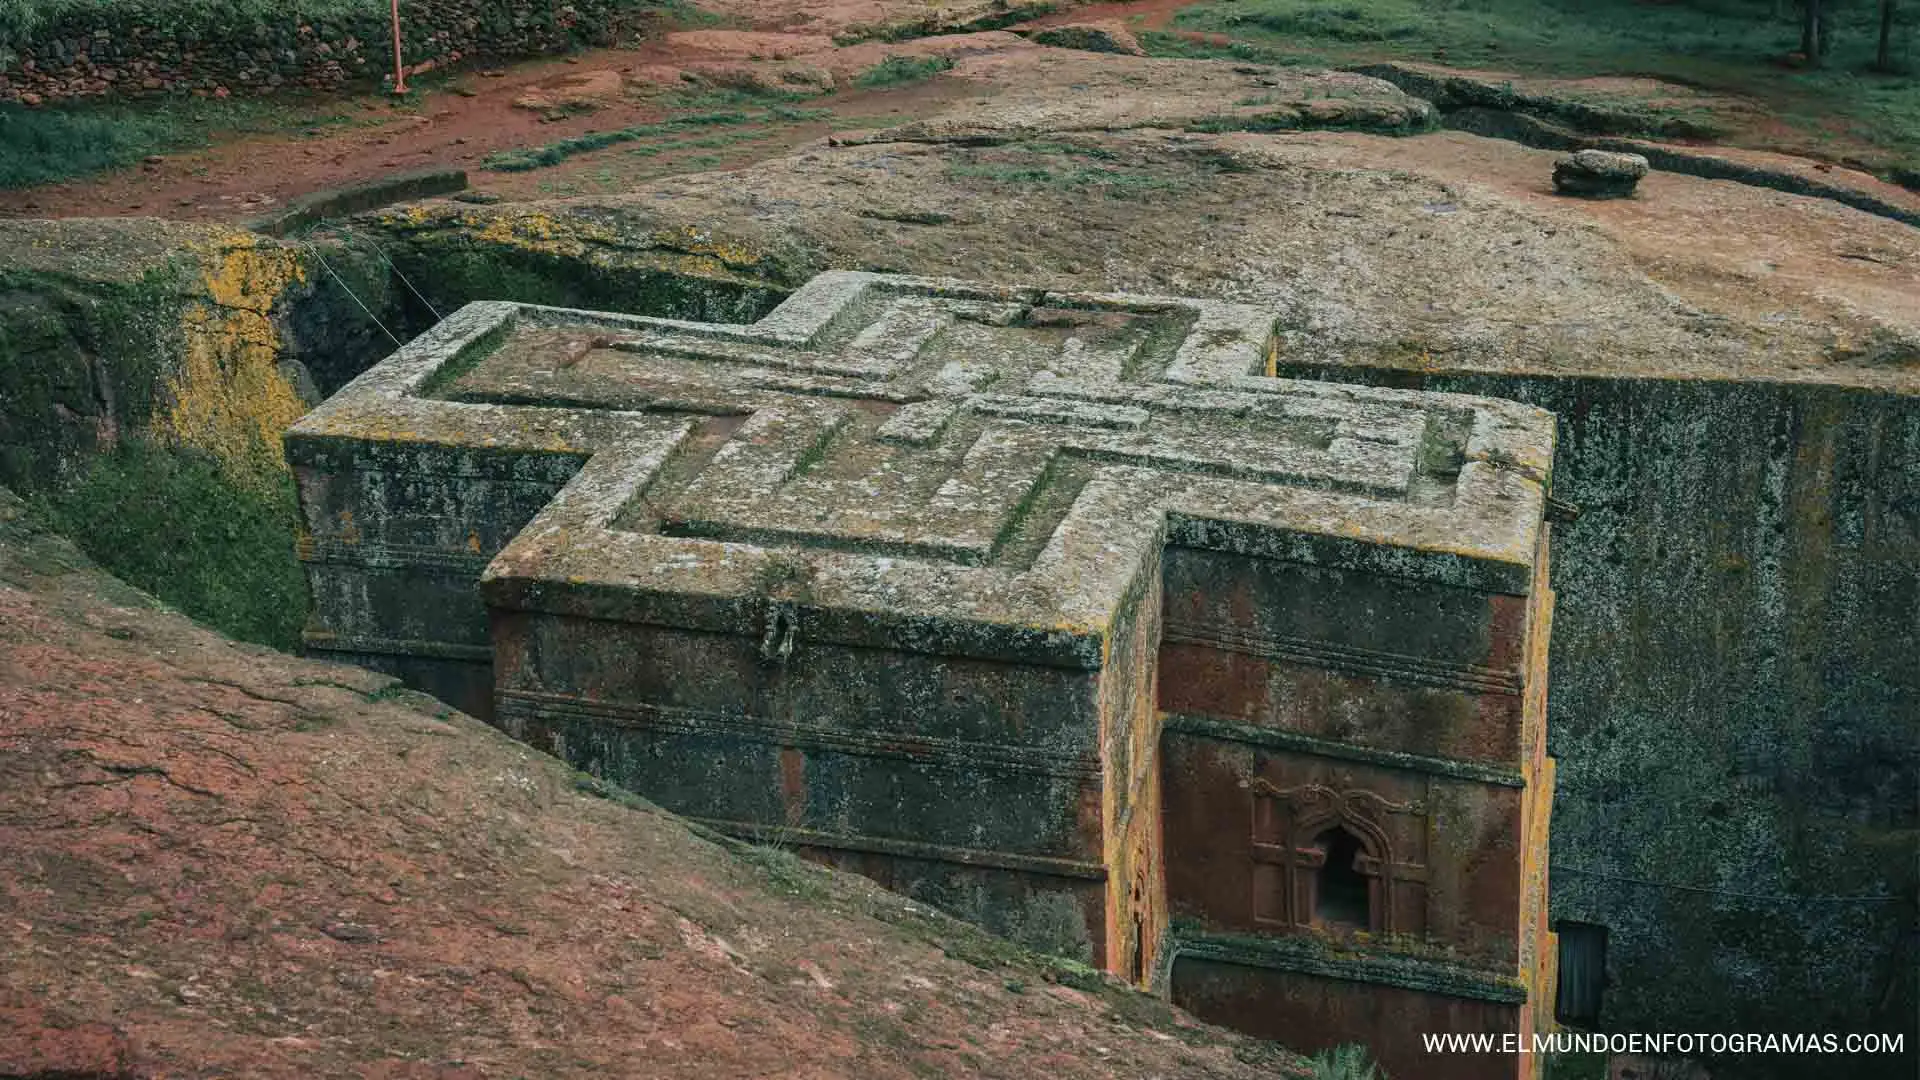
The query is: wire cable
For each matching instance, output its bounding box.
[301,239,402,347]
[1552,863,1903,904]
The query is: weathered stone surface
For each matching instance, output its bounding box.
[1552,149,1649,198]
[0,485,1308,1080]
[510,69,627,114]
[289,270,1559,1077]
[0,219,408,649]
[251,167,468,237]
[676,59,838,96]
[830,57,1436,145]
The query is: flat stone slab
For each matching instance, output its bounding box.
[830,57,1436,145]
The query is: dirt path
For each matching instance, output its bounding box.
[0,36,993,222]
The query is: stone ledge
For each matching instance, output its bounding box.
[1168,933,1530,1004]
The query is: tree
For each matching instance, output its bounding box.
[1803,0,1826,64]
[1876,0,1899,71]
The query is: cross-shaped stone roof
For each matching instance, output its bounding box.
[290,271,1554,669]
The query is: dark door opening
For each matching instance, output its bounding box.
[1555,920,1609,1027]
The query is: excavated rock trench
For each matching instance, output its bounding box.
[2,30,1917,1080]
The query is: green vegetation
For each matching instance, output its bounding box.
[31,440,307,650]
[738,843,835,901]
[483,97,832,173]
[0,97,363,189]
[1543,1052,1609,1080]
[0,0,372,42]
[628,128,776,155]
[851,54,955,89]
[661,85,821,110]
[483,111,756,171]
[1307,1044,1384,1080]
[1152,0,1919,176]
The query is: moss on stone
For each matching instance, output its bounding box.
[31,439,306,650]
[0,260,183,490]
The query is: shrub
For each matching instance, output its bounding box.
[851,54,953,89]
[1308,1044,1385,1080]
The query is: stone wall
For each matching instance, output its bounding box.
[0,0,661,105]
[1274,362,1919,1074]
[0,219,401,646]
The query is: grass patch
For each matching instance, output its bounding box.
[737,843,834,901]
[852,54,955,89]
[485,100,830,173]
[641,0,734,30]
[627,128,776,155]
[483,111,755,171]
[1138,31,1316,67]
[1543,1052,1610,1080]
[766,102,834,122]
[1306,1044,1383,1080]
[31,440,306,650]
[0,96,364,189]
[1158,0,1920,175]
[662,86,819,109]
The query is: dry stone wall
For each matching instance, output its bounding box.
[0,0,657,105]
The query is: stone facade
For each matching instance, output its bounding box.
[287,272,1560,1073]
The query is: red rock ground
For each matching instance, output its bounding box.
[0,489,1302,1079]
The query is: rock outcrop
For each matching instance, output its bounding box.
[0,487,1305,1079]
[1552,148,1650,197]
[1029,22,1148,56]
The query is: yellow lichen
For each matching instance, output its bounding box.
[151,233,311,488]
[655,224,764,267]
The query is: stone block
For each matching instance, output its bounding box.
[1553,149,1650,198]
[288,272,1560,1072]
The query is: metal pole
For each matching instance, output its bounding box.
[390,0,408,94]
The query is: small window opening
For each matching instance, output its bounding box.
[1313,827,1370,930]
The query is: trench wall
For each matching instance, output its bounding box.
[0,218,790,650]
[9,208,1912,1071]
[1275,362,1918,1075]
